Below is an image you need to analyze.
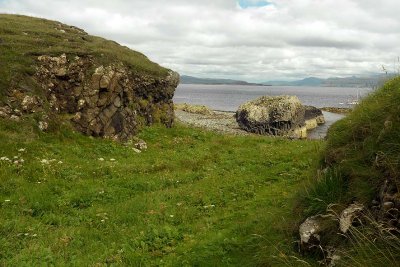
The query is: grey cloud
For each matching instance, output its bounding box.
[1,0,400,81]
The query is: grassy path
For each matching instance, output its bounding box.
[0,119,320,266]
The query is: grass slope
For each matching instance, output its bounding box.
[0,14,168,99]
[301,77,400,265]
[0,116,321,266]
[303,77,400,215]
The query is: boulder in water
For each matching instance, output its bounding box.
[235,95,307,138]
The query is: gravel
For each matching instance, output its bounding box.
[175,110,251,135]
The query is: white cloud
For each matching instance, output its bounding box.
[1,0,400,81]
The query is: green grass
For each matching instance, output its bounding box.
[0,14,169,98]
[301,77,400,215]
[298,77,400,265]
[0,117,321,266]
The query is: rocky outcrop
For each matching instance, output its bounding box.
[305,105,325,130]
[235,95,324,139]
[371,179,400,228]
[3,53,179,140]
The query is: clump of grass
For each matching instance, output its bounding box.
[339,217,400,266]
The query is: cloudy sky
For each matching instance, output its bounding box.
[1,0,400,81]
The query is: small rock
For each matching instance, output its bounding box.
[55,67,67,77]
[371,200,379,206]
[21,95,40,112]
[113,96,121,108]
[339,202,364,233]
[10,115,20,121]
[383,202,395,211]
[299,214,336,251]
[38,121,48,131]
[134,139,147,150]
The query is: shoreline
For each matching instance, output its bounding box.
[175,105,348,139]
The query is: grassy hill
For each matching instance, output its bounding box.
[0,14,168,99]
[300,76,400,265]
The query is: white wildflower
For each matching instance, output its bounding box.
[40,159,49,164]
[169,215,174,218]
[58,161,63,164]
[98,158,104,161]
[110,158,116,162]
[18,148,26,152]
[4,199,11,202]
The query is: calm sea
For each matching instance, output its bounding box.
[174,84,373,111]
[173,84,375,139]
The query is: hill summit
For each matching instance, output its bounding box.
[0,14,179,140]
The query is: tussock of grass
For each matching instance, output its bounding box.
[0,116,322,266]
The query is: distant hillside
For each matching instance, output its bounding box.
[180,75,262,86]
[264,75,393,88]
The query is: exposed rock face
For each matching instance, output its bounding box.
[23,53,179,140]
[371,179,400,228]
[305,105,325,124]
[305,105,325,130]
[235,95,309,138]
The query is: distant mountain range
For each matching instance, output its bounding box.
[180,74,396,88]
[180,75,262,86]
[263,75,394,88]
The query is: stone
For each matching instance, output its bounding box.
[299,214,336,251]
[305,105,325,124]
[38,121,48,131]
[134,139,147,150]
[21,95,40,112]
[339,202,364,233]
[34,54,179,141]
[0,106,12,118]
[236,95,306,138]
[10,115,20,121]
[113,96,121,108]
[383,201,395,211]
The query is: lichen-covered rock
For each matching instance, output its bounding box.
[299,214,337,252]
[235,95,306,138]
[29,54,179,140]
[305,105,325,124]
[339,202,364,233]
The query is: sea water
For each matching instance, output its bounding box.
[174,84,373,111]
[173,84,373,139]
